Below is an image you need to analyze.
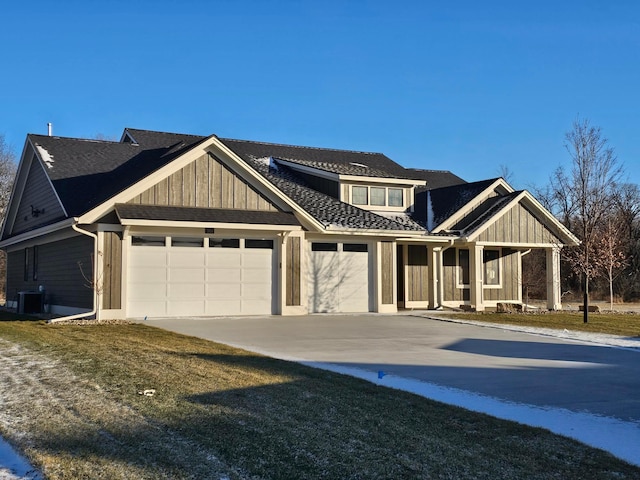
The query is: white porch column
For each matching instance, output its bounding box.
[428,246,441,309]
[546,247,562,310]
[469,244,484,311]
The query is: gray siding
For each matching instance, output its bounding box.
[381,242,394,305]
[285,236,301,306]
[442,248,469,302]
[483,248,519,301]
[406,245,428,302]
[477,203,560,244]
[102,232,122,310]
[129,153,278,211]
[7,235,93,309]
[12,156,65,236]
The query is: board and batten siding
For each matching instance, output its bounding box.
[6,235,93,309]
[12,156,65,236]
[477,203,560,244]
[483,248,519,301]
[285,236,301,306]
[442,248,469,302]
[406,245,428,302]
[102,231,122,310]
[380,241,394,305]
[129,153,278,211]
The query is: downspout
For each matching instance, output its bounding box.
[48,222,98,323]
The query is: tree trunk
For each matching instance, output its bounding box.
[583,276,589,323]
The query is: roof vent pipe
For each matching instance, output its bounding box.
[47,123,52,136]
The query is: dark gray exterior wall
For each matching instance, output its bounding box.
[6,234,93,309]
[11,156,66,236]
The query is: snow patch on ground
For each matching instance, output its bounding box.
[300,361,640,467]
[0,437,41,480]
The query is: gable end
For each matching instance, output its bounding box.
[128,153,278,212]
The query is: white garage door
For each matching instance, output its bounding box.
[127,236,274,318]
[307,242,370,313]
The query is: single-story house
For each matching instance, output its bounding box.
[0,128,578,319]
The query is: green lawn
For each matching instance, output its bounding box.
[447,311,640,338]
[0,317,638,479]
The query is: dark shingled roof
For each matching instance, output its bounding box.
[219,138,416,179]
[453,191,521,235]
[429,178,499,228]
[115,204,301,226]
[31,131,207,216]
[408,168,467,190]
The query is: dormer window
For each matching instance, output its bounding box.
[351,185,404,208]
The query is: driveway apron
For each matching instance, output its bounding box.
[143,314,640,423]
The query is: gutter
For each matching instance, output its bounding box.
[48,221,98,323]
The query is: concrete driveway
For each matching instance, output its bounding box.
[143,313,640,423]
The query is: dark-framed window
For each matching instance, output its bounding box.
[32,245,38,281]
[209,238,240,248]
[343,243,368,252]
[23,247,29,282]
[131,236,166,246]
[311,242,338,252]
[245,239,274,249]
[171,237,204,247]
[458,249,470,286]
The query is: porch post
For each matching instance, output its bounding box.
[428,246,440,309]
[469,244,484,311]
[546,246,562,310]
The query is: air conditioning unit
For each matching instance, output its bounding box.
[17,291,43,314]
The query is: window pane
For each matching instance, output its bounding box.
[352,186,368,205]
[312,242,338,252]
[484,249,500,285]
[388,188,403,207]
[172,237,204,247]
[343,243,368,252]
[131,236,166,246]
[458,249,470,285]
[209,238,240,248]
[370,187,386,206]
[245,239,274,249]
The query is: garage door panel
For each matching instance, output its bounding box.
[168,300,206,316]
[207,269,241,283]
[169,268,206,283]
[169,251,206,267]
[208,252,242,267]
[206,299,242,316]
[130,250,167,266]
[208,283,242,299]
[169,283,206,298]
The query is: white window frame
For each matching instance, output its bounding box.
[349,185,405,209]
[483,248,502,288]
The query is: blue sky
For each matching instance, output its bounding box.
[1,1,638,189]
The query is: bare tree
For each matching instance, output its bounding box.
[497,164,515,185]
[594,217,629,311]
[556,117,624,322]
[0,134,17,304]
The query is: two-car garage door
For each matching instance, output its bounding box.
[127,236,274,318]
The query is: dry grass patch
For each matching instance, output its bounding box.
[448,311,640,338]
[0,320,639,479]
